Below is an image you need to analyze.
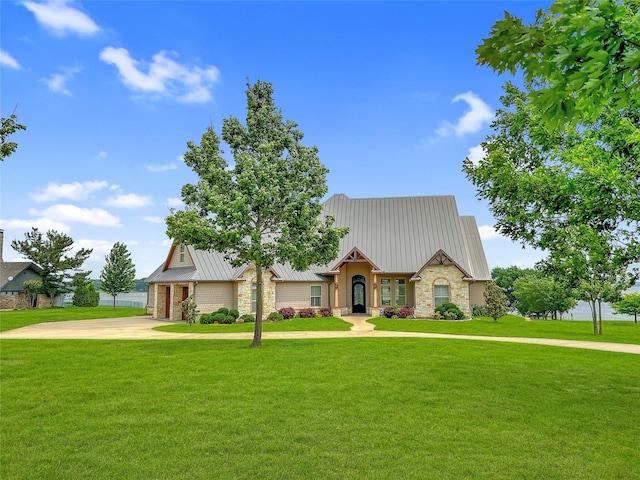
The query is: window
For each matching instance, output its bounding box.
[179,244,185,263]
[434,285,449,307]
[380,278,391,306]
[395,278,406,306]
[310,286,322,307]
[251,282,257,313]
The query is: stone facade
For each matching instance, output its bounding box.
[414,264,471,318]
[237,264,277,315]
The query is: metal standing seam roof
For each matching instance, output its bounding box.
[322,194,475,275]
[146,194,490,283]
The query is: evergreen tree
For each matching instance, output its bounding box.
[100,242,136,308]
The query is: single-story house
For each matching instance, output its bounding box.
[145,194,491,320]
[0,229,46,309]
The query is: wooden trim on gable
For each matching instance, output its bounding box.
[163,244,178,272]
[417,249,472,279]
[330,247,380,271]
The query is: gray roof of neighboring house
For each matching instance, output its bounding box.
[147,193,490,283]
[0,262,43,291]
[322,194,485,277]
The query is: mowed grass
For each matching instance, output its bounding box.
[372,315,640,344]
[2,338,638,479]
[154,316,352,333]
[0,306,146,332]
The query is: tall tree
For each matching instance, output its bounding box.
[484,280,509,322]
[166,80,348,347]
[612,293,640,324]
[463,84,640,334]
[491,266,536,308]
[476,0,640,127]
[11,228,92,301]
[100,242,136,308]
[1,111,27,161]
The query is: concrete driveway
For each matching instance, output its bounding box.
[1,315,639,354]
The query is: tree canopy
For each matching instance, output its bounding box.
[612,293,640,324]
[100,242,136,308]
[11,228,92,300]
[476,0,640,127]
[0,112,27,161]
[166,80,348,347]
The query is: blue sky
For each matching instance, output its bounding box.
[1,0,551,278]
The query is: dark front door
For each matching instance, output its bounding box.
[352,275,366,313]
[181,287,189,320]
[165,287,171,318]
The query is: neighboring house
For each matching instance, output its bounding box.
[0,230,45,309]
[145,194,491,320]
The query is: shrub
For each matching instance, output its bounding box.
[72,283,99,307]
[199,313,214,324]
[319,307,332,317]
[229,309,240,320]
[472,305,488,317]
[278,307,295,320]
[397,307,413,318]
[435,302,465,320]
[216,307,229,316]
[213,312,227,323]
[382,307,396,318]
[241,314,255,323]
[223,314,235,324]
[298,308,315,318]
[267,311,284,322]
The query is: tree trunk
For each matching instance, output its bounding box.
[597,300,603,335]
[251,265,263,347]
[589,300,598,335]
[112,295,116,309]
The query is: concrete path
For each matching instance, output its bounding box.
[1,315,639,355]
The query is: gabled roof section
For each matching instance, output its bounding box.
[0,262,43,290]
[459,216,491,280]
[414,249,472,279]
[330,247,380,272]
[322,194,476,275]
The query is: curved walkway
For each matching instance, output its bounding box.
[1,315,638,355]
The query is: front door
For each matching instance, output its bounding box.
[181,286,189,320]
[165,287,171,318]
[352,275,366,313]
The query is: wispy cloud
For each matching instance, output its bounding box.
[466,144,486,167]
[0,217,70,233]
[436,91,493,137]
[104,193,153,208]
[23,0,101,36]
[166,197,184,208]
[99,47,220,103]
[141,216,164,224]
[96,151,108,159]
[29,204,121,227]
[478,225,505,240]
[41,66,83,95]
[147,163,177,172]
[30,180,109,202]
[0,49,21,69]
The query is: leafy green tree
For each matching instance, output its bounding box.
[484,280,509,322]
[72,282,100,307]
[166,80,348,347]
[1,112,27,161]
[491,266,536,308]
[100,242,136,308]
[181,294,198,326]
[476,0,640,127]
[22,279,42,308]
[612,293,640,324]
[512,275,575,319]
[11,228,92,301]
[464,84,640,334]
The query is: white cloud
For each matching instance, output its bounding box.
[104,193,153,208]
[96,151,108,159]
[99,47,220,103]
[0,49,21,69]
[23,0,101,36]
[0,217,70,232]
[75,238,113,255]
[436,91,493,137]
[466,144,486,166]
[30,180,109,202]
[141,216,164,224]
[478,225,505,240]
[29,204,121,227]
[41,66,82,95]
[166,197,184,208]
[147,163,177,172]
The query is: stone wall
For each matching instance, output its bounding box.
[414,264,471,318]
[0,294,29,310]
[237,264,277,315]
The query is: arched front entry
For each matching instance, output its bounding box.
[352,275,366,313]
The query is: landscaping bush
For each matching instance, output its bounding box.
[397,307,413,318]
[216,307,229,316]
[267,311,284,322]
[229,309,240,320]
[298,308,316,318]
[472,305,489,317]
[213,312,227,323]
[72,283,99,307]
[278,307,295,320]
[240,314,255,323]
[319,307,332,317]
[382,307,396,318]
[435,302,465,320]
[199,313,214,324]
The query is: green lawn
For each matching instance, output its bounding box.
[372,314,640,344]
[0,306,146,332]
[154,316,352,333]
[1,338,638,479]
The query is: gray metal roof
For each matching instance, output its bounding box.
[147,193,490,283]
[322,194,476,275]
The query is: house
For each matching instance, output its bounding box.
[0,229,46,309]
[145,194,491,320]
